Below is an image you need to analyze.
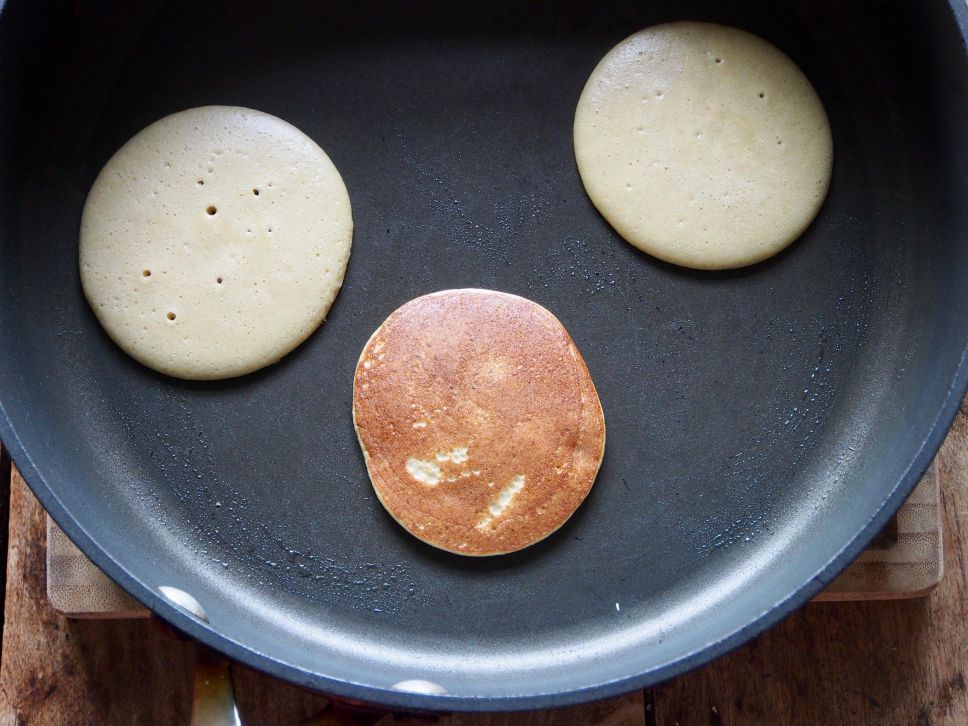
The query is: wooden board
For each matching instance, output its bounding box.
[46,516,147,619]
[0,463,197,725]
[815,459,942,601]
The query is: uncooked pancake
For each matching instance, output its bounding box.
[353,289,606,556]
[574,22,833,270]
[80,106,353,379]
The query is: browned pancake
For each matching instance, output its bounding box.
[353,289,606,556]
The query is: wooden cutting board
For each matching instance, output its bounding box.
[815,459,942,600]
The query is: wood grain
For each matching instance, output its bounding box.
[0,465,193,725]
[46,516,148,619]
[427,694,643,726]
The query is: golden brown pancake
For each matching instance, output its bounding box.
[353,289,605,556]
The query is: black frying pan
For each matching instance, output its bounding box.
[1,0,967,713]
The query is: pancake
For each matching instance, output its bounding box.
[574,21,833,270]
[79,106,353,379]
[353,289,606,556]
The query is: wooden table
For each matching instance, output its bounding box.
[1,401,966,724]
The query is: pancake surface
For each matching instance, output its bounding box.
[80,105,352,379]
[353,289,605,556]
[574,21,833,270]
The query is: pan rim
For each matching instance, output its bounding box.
[2,342,965,712]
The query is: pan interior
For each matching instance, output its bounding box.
[1,0,966,706]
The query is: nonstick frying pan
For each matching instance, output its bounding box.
[1,0,968,713]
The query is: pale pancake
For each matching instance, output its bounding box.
[80,106,352,379]
[353,289,606,556]
[574,22,833,270]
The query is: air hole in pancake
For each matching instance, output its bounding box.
[216,277,223,285]
[166,311,176,321]
[253,188,260,196]
[142,269,151,277]
[759,92,766,98]
[206,205,217,215]
[196,179,204,186]
[715,57,722,63]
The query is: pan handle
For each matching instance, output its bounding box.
[191,649,241,726]
[190,649,392,725]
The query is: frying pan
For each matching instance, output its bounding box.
[1,0,967,713]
